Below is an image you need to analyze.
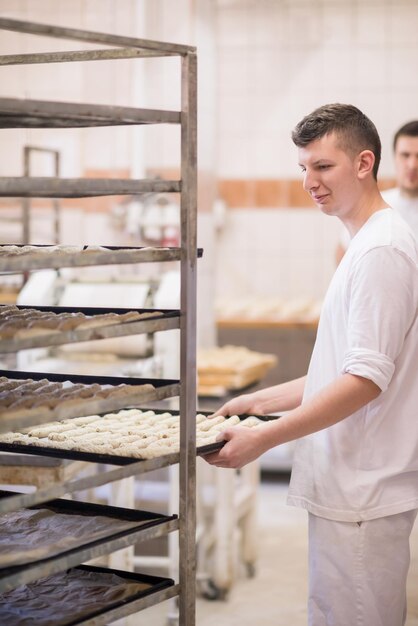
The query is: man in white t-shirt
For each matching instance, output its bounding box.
[204,104,418,626]
[336,120,418,261]
[384,120,418,234]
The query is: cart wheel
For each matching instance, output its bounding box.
[245,562,256,578]
[199,578,228,601]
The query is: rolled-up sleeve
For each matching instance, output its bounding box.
[342,247,417,392]
[342,348,395,392]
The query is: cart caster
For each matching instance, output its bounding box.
[245,562,256,578]
[199,578,228,601]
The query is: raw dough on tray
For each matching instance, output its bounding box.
[0,409,263,460]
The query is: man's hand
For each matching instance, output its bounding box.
[212,393,262,418]
[211,376,307,418]
[201,425,268,469]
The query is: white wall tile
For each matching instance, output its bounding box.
[388,1,418,45]
[354,3,389,46]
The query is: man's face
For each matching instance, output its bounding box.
[394,135,418,197]
[298,132,361,217]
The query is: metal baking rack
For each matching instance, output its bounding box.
[0,305,181,352]
[0,16,197,625]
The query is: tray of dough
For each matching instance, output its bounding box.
[0,371,180,434]
[0,563,176,626]
[0,408,278,465]
[0,243,203,272]
[0,490,178,590]
[0,304,180,352]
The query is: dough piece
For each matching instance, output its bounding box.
[139,445,178,459]
[214,415,241,430]
[0,431,27,443]
[240,416,262,428]
[197,415,226,432]
[70,415,102,426]
[197,434,218,446]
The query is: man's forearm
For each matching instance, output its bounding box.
[258,373,380,449]
[213,375,307,417]
[250,375,307,414]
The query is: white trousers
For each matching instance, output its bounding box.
[308,509,417,626]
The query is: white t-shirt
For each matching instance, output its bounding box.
[339,187,418,248]
[383,187,418,238]
[288,208,418,522]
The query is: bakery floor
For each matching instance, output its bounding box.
[139,473,418,626]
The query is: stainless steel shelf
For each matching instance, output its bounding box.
[77,584,180,626]
[0,516,179,594]
[0,48,179,66]
[0,564,179,626]
[0,17,195,55]
[0,97,181,129]
[0,245,186,272]
[0,370,180,434]
[0,453,181,515]
[0,306,180,353]
[0,176,180,198]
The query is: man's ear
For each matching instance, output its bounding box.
[357,149,375,179]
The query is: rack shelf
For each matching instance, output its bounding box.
[0,564,179,626]
[0,454,182,515]
[0,17,195,55]
[0,305,180,352]
[0,177,180,198]
[0,370,180,434]
[0,245,202,272]
[0,96,181,128]
[0,492,178,593]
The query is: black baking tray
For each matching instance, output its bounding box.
[10,304,180,317]
[0,407,279,465]
[0,563,175,626]
[0,489,177,578]
[0,369,179,388]
[0,242,203,256]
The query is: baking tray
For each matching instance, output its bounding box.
[0,243,203,272]
[0,370,180,434]
[0,489,178,592]
[0,563,177,626]
[0,305,180,352]
[0,407,280,465]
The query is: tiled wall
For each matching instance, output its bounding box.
[215,208,341,301]
[1,0,418,322]
[214,0,418,303]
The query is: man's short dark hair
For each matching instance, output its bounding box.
[393,121,418,151]
[291,103,381,180]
